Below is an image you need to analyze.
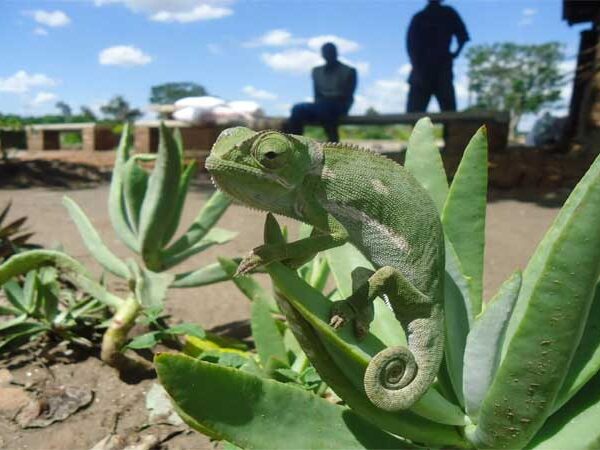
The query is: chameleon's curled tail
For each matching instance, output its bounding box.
[363,346,432,411]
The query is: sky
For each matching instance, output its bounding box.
[0,0,590,129]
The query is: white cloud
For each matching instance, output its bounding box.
[344,58,370,76]
[307,35,360,54]
[398,63,412,77]
[99,45,152,66]
[242,85,277,100]
[245,29,297,47]
[33,27,48,36]
[29,10,71,27]
[30,91,58,107]
[151,4,232,22]
[0,70,57,93]
[95,0,233,23]
[518,8,537,26]
[261,49,323,75]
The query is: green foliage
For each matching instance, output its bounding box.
[0,124,235,372]
[466,42,566,137]
[157,118,600,448]
[0,267,109,354]
[304,124,423,142]
[0,202,38,264]
[150,82,208,113]
[100,95,142,122]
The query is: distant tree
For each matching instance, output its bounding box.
[466,42,565,139]
[80,106,97,121]
[365,107,379,116]
[150,82,208,105]
[55,101,72,120]
[100,95,142,122]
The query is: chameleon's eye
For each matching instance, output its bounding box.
[253,133,291,170]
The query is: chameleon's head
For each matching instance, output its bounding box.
[205,127,316,216]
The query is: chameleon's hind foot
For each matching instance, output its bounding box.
[329,300,372,339]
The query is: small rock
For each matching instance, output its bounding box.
[0,369,13,387]
[0,386,30,418]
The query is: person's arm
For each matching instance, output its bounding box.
[450,8,470,59]
[344,68,357,100]
[406,17,418,66]
[313,68,323,102]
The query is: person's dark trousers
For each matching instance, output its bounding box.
[283,100,349,142]
[406,67,457,112]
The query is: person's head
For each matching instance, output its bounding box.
[428,0,443,4]
[321,43,338,64]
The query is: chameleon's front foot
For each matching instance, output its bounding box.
[329,300,372,339]
[234,250,263,276]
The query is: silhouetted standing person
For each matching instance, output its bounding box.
[406,0,470,112]
[283,43,357,142]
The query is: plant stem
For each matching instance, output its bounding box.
[101,295,153,374]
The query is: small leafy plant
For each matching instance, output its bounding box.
[156,119,600,449]
[0,201,38,263]
[0,123,236,373]
[0,267,109,354]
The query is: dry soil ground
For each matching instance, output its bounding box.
[0,171,566,450]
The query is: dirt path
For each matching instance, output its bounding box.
[0,183,562,450]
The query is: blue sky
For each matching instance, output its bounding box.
[0,0,587,128]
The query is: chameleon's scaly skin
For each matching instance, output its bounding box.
[205,127,445,411]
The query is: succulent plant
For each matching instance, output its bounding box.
[156,119,600,449]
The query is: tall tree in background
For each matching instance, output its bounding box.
[100,95,142,122]
[150,82,208,104]
[466,42,565,138]
[55,101,72,120]
[80,106,97,121]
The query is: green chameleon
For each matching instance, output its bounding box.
[205,127,445,411]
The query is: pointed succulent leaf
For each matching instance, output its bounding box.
[171,261,232,288]
[155,354,416,449]
[441,240,472,407]
[108,122,138,251]
[3,279,26,313]
[267,262,469,442]
[404,117,449,213]
[63,196,130,278]
[527,372,600,449]
[552,282,600,412]
[441,126,488,316]
[161,161,198,247]
[472,155,600,449]
[132,265,174,310]
[0,250,123,309]
[164,190,232,257]
[251,295,288,366]
[0,322,48,353]
[160,227,237,270]
[138,123,182,270]
[217,257,278,310]
[122,156,149,233]
[463,271,522,420]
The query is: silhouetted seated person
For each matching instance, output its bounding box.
[406,0,470,112]
[283,43,357,142]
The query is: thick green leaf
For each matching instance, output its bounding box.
[0,322,47,353]
[138,123,182,270]
[307,255,330,292]
[441,127,488,316]
[160,227,237,270]
[164,190,232,258]
[162,161,198,247]
[22,270,38,314]
[3,279,26,313]
[251,296,288,365]
[63,196,130,278]
[441,241,472,407]
[0,250,123,309]
[472,154,600,449]
[108,122,138,251]
[122,156,149,233]
[125,331,163,350]
[463,271,522,420]
[131,264,174,310]
[156,354,414,449]
[552,282,600,412]
[218,257,278,310]
[404,117,449,213]
[268,262,469,438]
[527,372,600,449]
[171,261,232,288]
[168,323,205,339]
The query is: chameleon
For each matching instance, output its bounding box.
[205,127,445,412]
